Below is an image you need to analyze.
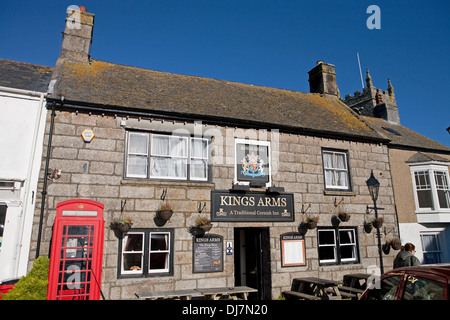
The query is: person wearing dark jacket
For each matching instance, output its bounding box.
[393,243,421,269]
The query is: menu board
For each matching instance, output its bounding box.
[280,232,306,267]
[193,234,223,273]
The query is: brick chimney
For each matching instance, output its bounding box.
[60,6,94,63]
[308,61,340,97]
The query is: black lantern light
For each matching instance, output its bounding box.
[366,170,384,274]
[366,170,380,202]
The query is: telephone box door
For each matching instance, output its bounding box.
[47,199,104,300]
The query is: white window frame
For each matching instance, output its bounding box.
[322,149,351,190]
[318,229,337,264]
[318,228,358,265]
[338,229,358,263]
[410,163,450,214]
[121,232,145,275]
[148,232,171,274]
[126,132,149,179]
[150,134,189,180]
[125,131,209,181]
[234,139,271,187]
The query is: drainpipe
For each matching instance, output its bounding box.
[35,101,56,259]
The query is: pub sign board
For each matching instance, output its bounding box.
[211,190,295,222]
[235,140,270,185]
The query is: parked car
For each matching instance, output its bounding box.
[359,264,450,300]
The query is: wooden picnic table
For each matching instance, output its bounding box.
[339,273,371,297]
[136,286,257,300]
[195,286,258,300]
[135,289,202,300]
[283,277,355,300]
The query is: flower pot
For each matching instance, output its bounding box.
[189,226,205,238]
[390,240,401,250]
[306,221,317,230]
[118,223,131,233]
[338,212,350,222]
[158,210,173,221]
[372,218,383,229]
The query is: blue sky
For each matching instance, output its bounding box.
[1,1,449,146]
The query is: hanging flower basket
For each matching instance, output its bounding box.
[390,238,401,250]
[372,217,384,229]
[188,226,205,238]
[338,212,351,222]
[305,216,319,229]
[111,217,133,233]
[196,217,213,232]
[157,203,174,221]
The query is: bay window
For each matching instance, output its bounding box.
[125,131,209,181]
[410,164,450,213]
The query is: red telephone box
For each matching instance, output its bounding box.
[47,199,104,300]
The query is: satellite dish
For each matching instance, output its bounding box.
[67,5,80,14]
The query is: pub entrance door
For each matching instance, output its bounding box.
[234,227,271,299]
[47,199,104,300]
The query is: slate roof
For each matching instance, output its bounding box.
[361,116,450,153]
[49,58,385,142]
[0,59,53,92]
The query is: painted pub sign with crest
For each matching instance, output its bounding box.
[236,140,270,185]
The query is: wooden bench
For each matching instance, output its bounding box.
[282,291,320,300]
[338,285,364,298]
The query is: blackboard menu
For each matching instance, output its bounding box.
[193,234,223,273]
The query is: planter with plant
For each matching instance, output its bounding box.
[157,202,174,221]
[305,216,319,229]
[372,217,384,229]
[390,238,401,250]
[111,217,133,232]
[196,217,213,232]
[338,211,350,222]
[382,241,391,255]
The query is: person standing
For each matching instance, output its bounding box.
[393,243,421,269]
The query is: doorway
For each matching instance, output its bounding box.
[234,227,271,300]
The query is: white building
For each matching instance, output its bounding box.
[0,59,52,282]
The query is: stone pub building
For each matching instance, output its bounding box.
[29,8,401,299]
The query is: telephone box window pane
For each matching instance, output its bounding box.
[67,226,90,235]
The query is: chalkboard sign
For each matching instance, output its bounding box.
[193,234,223,273]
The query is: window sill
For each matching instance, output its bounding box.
[323,190,356,196]
[121,179,215,188]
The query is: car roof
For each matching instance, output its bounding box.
[386,263,450,280]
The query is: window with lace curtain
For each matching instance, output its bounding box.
[322,149,351,191]
[125,131,209,181]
